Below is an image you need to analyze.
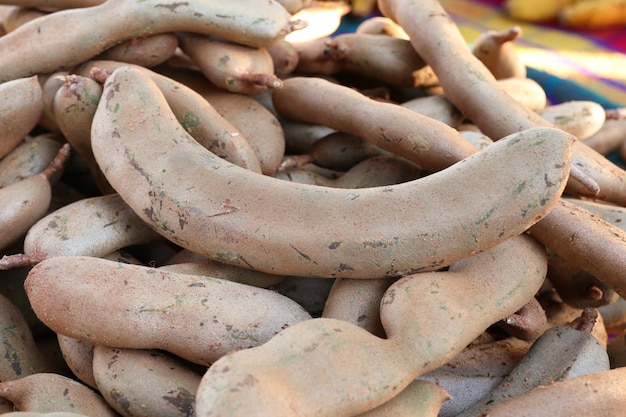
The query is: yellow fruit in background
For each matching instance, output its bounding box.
[505,0,578,21]
[560,0,626,29]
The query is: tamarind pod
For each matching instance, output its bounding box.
[0,373,119,416]
[24,255,312,365]
[599,297,626,332]
[0,134,63,188]
[356,379,451,417]
[418,336,533,417]
[583,119,626,155]
[0,0,296,82]
[274,166,335,186]
[458,310,609,417]
[1,5,43,32]
[481,366,626,416]
[0,76,42,159]
[37,71,65,133]
[460,130,494,150]
[274,0,312,14]
[177,33,282,95]
[266,39,299,77]
[23,193,163,259]
[76,60,263,174]
[1,413,89,417]
[0,293,55,381]
[195,234,547,416]
[0,144,69,252]
[284,1,349,44]
[92,66,574,278]
[538,100,606,140]
[496,296,547,341]
[281,120,335,153]
[322,277,392,337]
[92,345,201,417]
[471,26,526,80]
[332,155,425,188]
[355,16,410,39]
[0,0,102,9]
[95,33,178,68]
[305,131,390,171]
[273,76,477,172]
[497,76,547,111]
[56,335,96,389]
[293,33,427,87]
[400,94,463,127]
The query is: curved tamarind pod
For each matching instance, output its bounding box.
[293,33,427,87]
[76,60,263,174]
[356,379,451,417]
[0,134,63,188]
[24,255,312,365]
[23,193,163,260]
[458,309,609,417]
[0,0,297,82]
[585,119,626,155]
[538,100,606,140]
[195,234,547,416]
[56,335,96,389]
[471,26,526,79]
[95,33,178,68]
[496,296,547,341]
[0,144,69,252]
[481,366,626,416]
[0,373,118,416]
[92,345,201,417]
[273,76,477,172]
[92,66,573,278]
[0,76,42,159]
[599,297,626,332]
[177,33,282,95]
[400,94,463,127]
[355,16,410,39]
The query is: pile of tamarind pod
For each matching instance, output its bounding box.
[1,0,626,415]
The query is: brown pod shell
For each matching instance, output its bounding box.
[95,32,179,68]
[56,335,96,389]
[0,134,63,188]
[0,76,42,159]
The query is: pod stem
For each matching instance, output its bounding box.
[490,26,523,44]
[568,307,598,333]
[236,72,284,89]
[41,143,71,180]
[605,108,626,120]
[0,253,47,270]
[569,164,600,195]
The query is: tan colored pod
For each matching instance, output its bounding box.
[91,66,573,278]
[0,5,45,32]
[56,335,96,389]
[480,367,626,416]
[177,32,282,94]
[37,71,66,133]
[538,100,606,140]
[2,413,89,417]
[24,255,312,365]
[92,345,201,417]
[305,131,391,171]
[95,32,178,68]
[400,94,463,127]
[0,133,63,188]
[0,0,102,8]
[23,193,163,259]
[195,234,548,416]
[498,76,547,110]
[355,16,410,39]
[471,26,526,79]
[281,120,336,154]
[266,39,299,77]
[357,380,451,417]
[272,76,476,173]
[0,373,118,416]
[0,144,69,252]
[0,0,296,82]
[0,75,42,159]
[585,118,626,155]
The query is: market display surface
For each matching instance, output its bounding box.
[0,0,625,416]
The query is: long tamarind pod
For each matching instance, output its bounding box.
[0,144,69,252]
[92,345,201,417]
[0,373,118,416]
[24,255,312,365]
[92,66,573,279]
[23,193,163,259]
[457,309,610,417]
[95,33,178,69]
[272,76,477,172]
[480,367,626,416]
[195,234,547,416]
[0,0,296,82]
[0,134,63,188]
[0,76,42,159]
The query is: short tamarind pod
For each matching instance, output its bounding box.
[0,0,297,82]
[293,33,427,87]
[0,75,42,159]
[355,16,410,39]
[0,144,69,252]
[306,131,391,171]
[56,335,96,389]
[400,94,463,127]
[0,373,119,416]
[584,119,626,155]
[471,25,526,80]
[460,130,494,150]
[356,379,451,417]
[177,33,282,95]
[95,33,178,68]
[0,134,63,188]
[24,255,312,365]
[77,60,263,174]
[599,296,626,332]
[0,5,44,32]
[92,345,201,417]
[497,76,547,110]
[0,293,56,381]
[496,296,548,341]
[322,277,393,337]
[266,39,299,77]
[195,234,547,416]
[37,71,65,133]
[22,193,163,260]
[480,366,626,417]
[458,309,609,417]
[273,76,477,172]
[93,66,574,278]
[538,100,606,140]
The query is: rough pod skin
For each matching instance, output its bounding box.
[90,65,574,279]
